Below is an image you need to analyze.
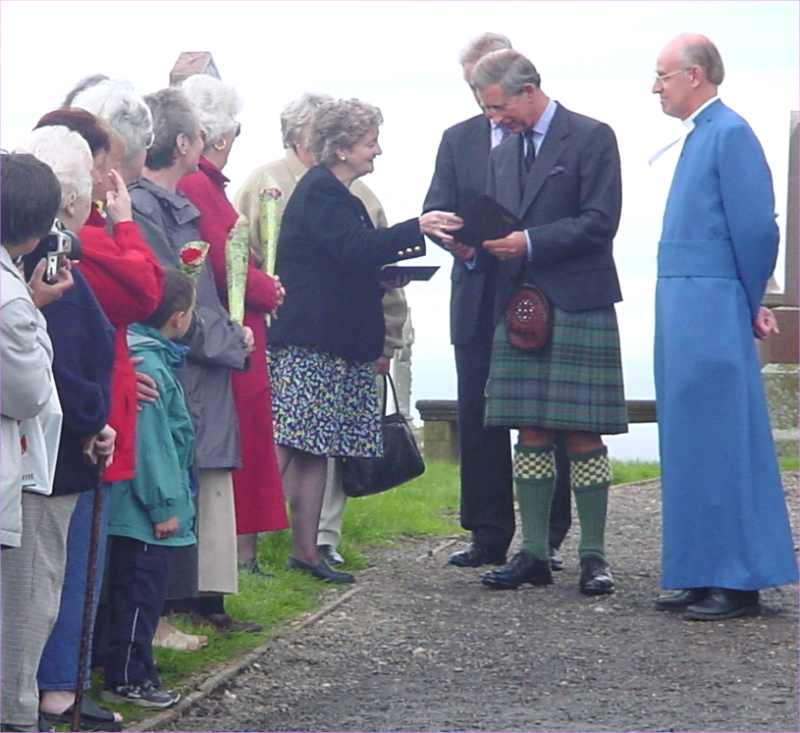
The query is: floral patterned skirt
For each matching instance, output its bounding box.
[269,345,382,458]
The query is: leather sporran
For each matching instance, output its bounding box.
[505,284,552,352]
[341,373,425,497]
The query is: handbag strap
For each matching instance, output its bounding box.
[380,372,402,417]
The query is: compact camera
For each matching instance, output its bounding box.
[40,219,81,284]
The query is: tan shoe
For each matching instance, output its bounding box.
[153,617,208,651]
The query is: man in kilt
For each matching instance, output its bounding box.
[470,49,628,593]
[423,33,573,573]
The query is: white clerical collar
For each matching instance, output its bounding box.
[649,96,720,166]
[683,95,720,130]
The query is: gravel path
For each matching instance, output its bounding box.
[168,474,799,732]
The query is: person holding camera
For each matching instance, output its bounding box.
[0,153,71,556]
[2,126,114,733]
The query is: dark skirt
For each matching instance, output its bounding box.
[484,305,628,434]
[270,345,382,458]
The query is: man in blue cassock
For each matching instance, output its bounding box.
[652,33,798,620]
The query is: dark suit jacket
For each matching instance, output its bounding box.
[270,165,424,363]
[486,103,623,322]
[423,114,496,346]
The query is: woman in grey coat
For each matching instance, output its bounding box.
[130,87,257,633]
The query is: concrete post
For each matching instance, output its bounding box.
[759,112,799,457]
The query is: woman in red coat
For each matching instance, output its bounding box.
[33,106,163,728]
[178,74,287,574]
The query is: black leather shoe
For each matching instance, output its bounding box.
[684,588,760,621]
[286,556,355,583]
[654,587,709,611]
[480,550,553,590]
[579,555,615,595]
[201,613,263,634]
[448,543,506,568]
[549,545,564,571]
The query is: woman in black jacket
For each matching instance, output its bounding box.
[270,98,460,583]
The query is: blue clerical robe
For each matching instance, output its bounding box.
[655,99,797,590]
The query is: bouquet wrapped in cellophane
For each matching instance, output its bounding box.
[179,241,210,279]
[225,215,250,325]
[258,180,282,276]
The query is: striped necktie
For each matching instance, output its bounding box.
[523,128,536,171]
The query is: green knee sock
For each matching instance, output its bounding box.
[570,446,612,560]
[515,444,556,561]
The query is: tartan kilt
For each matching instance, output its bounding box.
[484,304,628,434]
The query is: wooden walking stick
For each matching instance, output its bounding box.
[71,480,106,731]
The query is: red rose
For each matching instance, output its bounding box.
[181,247,203,265]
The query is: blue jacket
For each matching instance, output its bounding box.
[31,264,115,496]
[108,325,196,546]
[658,99,778,319]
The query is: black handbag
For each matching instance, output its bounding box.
[341,373,425,497]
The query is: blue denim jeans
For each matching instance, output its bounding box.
[37,485,111,691]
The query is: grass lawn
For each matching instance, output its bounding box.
[93,462,463,724]
[89,455,798,725]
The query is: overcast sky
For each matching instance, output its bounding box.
[2,0,797,459]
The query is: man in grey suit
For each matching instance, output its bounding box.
[423,35,572,570]
[473,50,628,593]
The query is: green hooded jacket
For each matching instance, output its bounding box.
[108,324,196,546]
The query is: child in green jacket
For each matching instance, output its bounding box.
[103,269,196,709]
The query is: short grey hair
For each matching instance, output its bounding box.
[15,126,93,211]
[681,37,725,85]
[280,93,333,150]
[309,98,383,168]
[472,49,541,95]
[459,32,512,65]
[70,79,154,166]
[181,74,242,150]
[143,87,201,171]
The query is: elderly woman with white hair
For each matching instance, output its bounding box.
[129,87,256,635]
[31,97,163,728]
[269,98,461,583]
[177,74,287,577]
[236,93,413,570]
[1,125,115,733]
[69,78,155,185]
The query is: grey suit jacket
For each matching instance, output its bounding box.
[486,103,623,322]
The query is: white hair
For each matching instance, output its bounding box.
[71,79,154,166]
[280,93,333,149]
[459,32,512,65]
[181,74,242,149]
[15,126,93,211]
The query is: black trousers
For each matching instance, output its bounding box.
[454,332,572,554]
[105,537,172,688]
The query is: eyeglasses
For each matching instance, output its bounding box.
[234,121,242,138]
[654,69,687,85]
[144,130,155,150]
